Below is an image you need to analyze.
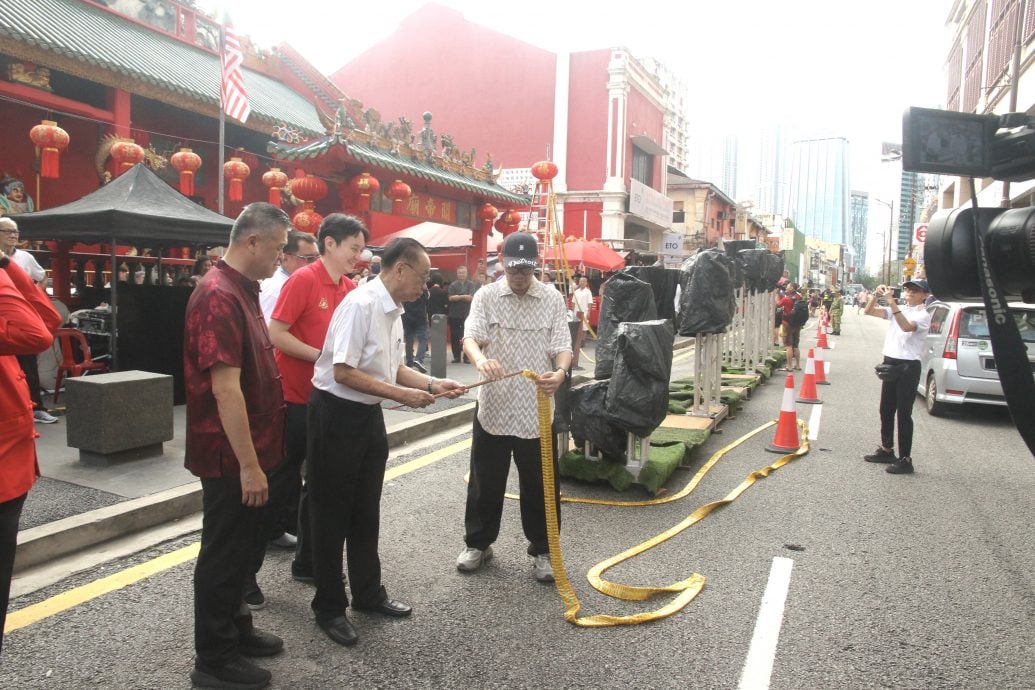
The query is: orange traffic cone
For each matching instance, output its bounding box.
[814,345,829,385]
[797,349,822,404]
[766,373,801,453]
[816,326,829,349]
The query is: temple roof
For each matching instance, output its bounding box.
[0,0,324,135]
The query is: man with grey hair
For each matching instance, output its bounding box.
[0,217,57,424]
[183,203,291,689]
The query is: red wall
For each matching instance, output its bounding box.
[562,201,602,241]
[625,85,665,190]
[331,4,555,170]
[565,50,610,192]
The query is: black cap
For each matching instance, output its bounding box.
[902,279,930,293]
[500,232,538,269]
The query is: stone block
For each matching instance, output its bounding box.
[65,370,174,462]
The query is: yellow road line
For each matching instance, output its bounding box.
[6,436,474,634]
[5,543,200,632]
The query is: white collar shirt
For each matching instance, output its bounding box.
[572,286,593,315]
[463,277,572,438]
[882,303,932,360]
[312,277,403,403]
[11,248,45,283]
[259,266,290,323]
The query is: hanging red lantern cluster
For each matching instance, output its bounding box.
[261,167,289,207]
[290,172,328,232]
[223,156,251,202]
[531,160,558,196]
[478,202,498,234]
[384,179,411,214]
[349,172,380,212]
[170,148,202,196]
[29,120,70,179]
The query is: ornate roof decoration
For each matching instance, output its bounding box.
[268,102,525,206]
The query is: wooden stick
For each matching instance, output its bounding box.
[387,369,527,410]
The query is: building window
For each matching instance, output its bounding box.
[631,146,653,186]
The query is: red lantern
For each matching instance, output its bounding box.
[530,160,558,181]
[110,139,145,175]
[478,203,498,222]
[29,120,70,179]
[292,207,324,233]
[170,148,202,196]
[223,156,251,203]
[384,179,412,214]
[349,172,380,212]
[290,173,328,204]
[261,167,289,207]
[501,208,521,232]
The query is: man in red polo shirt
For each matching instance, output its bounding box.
[184,203,291,689]
[249,214,367,604]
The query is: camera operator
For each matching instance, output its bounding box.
[862,280,932,475]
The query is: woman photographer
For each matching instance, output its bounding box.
[862,280,932,474]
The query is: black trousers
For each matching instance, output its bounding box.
[16,354,44,411]
[464,411,560,556]
[448,317,466,361]
[0,492,27,658]
[194,478,267,664]
[263,402,306,539]
[878,357,923,458]
[307,389,388,618]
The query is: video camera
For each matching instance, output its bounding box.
[902,106,1035,457]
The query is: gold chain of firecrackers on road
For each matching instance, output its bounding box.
[520,370,810,628]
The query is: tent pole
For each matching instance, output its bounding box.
[110,238,118,370]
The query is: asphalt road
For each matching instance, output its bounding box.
[2,309,1033,689]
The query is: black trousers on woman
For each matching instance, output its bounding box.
[0,493,27,657]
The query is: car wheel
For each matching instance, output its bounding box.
[925,375,946,416]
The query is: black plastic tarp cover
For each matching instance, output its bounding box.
[594,272,657,380]
[568,380,627,461]
[738,249,769,292]
[623,266,680,320]
[604,320,674,437]
[676,249,736,336]
[763,251,785,291]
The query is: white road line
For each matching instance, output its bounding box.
[807,402,823,440]
[737,557,795,690]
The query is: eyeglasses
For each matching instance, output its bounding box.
[402,263,431,283]
[0,229,18,235]
[289,254,320,263]
[505,266,534,276]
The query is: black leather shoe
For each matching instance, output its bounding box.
[316,615,358,647]
[239,627,284,657]
[191,656,271,689]
[352,599,412,618]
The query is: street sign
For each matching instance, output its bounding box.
[661,232,682,258]
[915,223,928,244]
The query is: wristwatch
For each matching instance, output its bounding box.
[427,376,435,393]
[556,367,570,382]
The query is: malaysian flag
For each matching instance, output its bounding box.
[221,23,250,123]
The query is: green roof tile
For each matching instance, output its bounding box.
[0,0,324,134]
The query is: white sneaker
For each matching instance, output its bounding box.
[33,410,59,424]
[530,554,554,582]
[456,546,492,572]
[268,532,297,549]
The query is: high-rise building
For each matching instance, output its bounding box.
[641,57,689,173]
[897,170,922,259]
[850,190,869,271]
[685,130,737,199]
[786,137,851,244]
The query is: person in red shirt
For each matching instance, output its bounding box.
[778,282,803,370]
[0,254,60,657]
[245,214,367,607]
[183,203,291,690]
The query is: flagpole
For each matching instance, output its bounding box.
[218,16,226,215]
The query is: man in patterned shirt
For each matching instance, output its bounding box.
[456,232,572,583]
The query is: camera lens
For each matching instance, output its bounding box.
[925,207,1035,302]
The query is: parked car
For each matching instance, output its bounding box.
[918,301,1035,415]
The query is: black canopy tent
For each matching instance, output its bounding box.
[15,163,234,370]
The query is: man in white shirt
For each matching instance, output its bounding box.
[862,279,933,475]
[457,232,572,583]
[0,218,56,424]
[258,231,318,322]
[571,276,594,368]
[306,237,463,647]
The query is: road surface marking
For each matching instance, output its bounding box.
[5,437,474,634]
[807,404,822,441]
[737,556,795,690]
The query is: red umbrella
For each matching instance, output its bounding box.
[543,239,625,272]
